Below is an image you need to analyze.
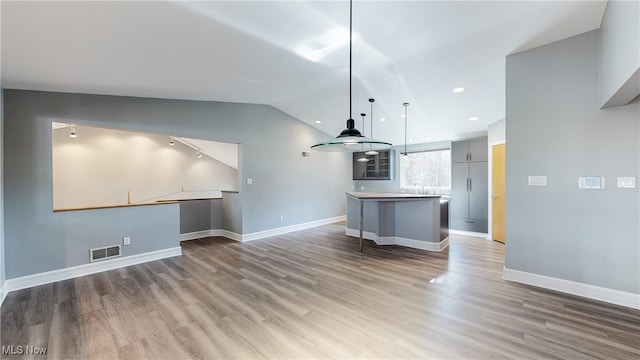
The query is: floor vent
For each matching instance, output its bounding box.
[90,245,121,262]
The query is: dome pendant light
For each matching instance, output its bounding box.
[311,0,392,152]
[401,103,409,157]
[356,113,370,162]
[365,98,379,156]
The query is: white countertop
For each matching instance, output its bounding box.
[346,192,442,200]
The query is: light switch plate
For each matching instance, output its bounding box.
[528,176,547,186]
[618,177,636,188]
[247,178,253,185]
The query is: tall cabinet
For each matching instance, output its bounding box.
[450,137,488,233]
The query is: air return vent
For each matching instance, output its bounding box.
[90,245,121,262]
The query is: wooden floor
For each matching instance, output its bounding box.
[1,222,639,359]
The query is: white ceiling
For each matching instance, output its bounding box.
[1,1,607,146]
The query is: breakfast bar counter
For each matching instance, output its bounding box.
[346,192,449,252]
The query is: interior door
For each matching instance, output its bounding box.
[492,144,506,243]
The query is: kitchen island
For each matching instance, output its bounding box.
[346,192,449,252]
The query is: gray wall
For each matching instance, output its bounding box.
[179,199,224,234]
[0,89,5,288]
[488,119,505,143]
[599,0,640,107]
[3,90,351,278]
[505,30,640,294]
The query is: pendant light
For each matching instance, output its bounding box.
[401,103,409,157]
[356,113,370,162]
[365,98,379,156]
[311,0,392,152]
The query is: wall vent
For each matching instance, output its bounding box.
[90,245,121,262]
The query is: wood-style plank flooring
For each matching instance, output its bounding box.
[1,222,639,359]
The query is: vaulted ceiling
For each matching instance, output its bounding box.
[1,1,607,145]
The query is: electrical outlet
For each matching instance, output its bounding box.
[123,236,131,246]
[618,177,636,188]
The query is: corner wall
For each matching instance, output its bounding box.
[3,90,351,279]
[0,89,6,303]
[599,0,640,107]
[505,30,639,304]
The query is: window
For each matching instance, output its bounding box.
[400,149,451,194]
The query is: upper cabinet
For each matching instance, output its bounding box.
[353,149,394,180]
[451,137,488,163]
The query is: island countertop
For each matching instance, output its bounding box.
[346,192,441,200]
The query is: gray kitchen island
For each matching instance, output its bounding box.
[346,192,449,252]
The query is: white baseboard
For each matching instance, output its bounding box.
[2,247,182,298]
[346,228,449,252]
[179,216,347,243]
[450,229,489,239]
[503,267,640,310]
[241,216,346,242]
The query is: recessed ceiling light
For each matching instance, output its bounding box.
[469,116,479,121]
[453,87,465,93]
[380,118,385,122]
[315,120,322,124]
[401,114,405,118]
[426,136,432,140]
[409,139,413,143]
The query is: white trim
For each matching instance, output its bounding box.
[345,228,449,252]
[503,267,640,310]
[0,281,8,306]
[449,229,489,239]
[180,229,218,241]
[240,216,346,242]
[179,216,347,243]
[488,140,506,242]
[3,247,182,295]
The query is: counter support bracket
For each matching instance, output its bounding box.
[359,200,364,252]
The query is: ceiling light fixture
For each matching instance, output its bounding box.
[311,0,391,152]
[196,150,203,158]
[453,87,465,93]
[401,103,409,157]
[356,113,370,162]
[69,125,77,138]
[169,137,175,146]
[315,120,322,124]
[469,116,479,121]
[365,98,379,156]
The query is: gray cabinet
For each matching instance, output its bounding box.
[451,137,488,163]
[353,150,393,180]
[450,138,488,233]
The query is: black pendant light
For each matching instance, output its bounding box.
[401,103,409,157]
[356,113,370,162]
[311,0,392,152]
[365,98,379,156]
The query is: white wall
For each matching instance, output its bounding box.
[53,125,238,209]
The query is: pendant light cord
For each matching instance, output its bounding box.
[369,99,374,138]
[349,0,353,120]
[403,103,409,155]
